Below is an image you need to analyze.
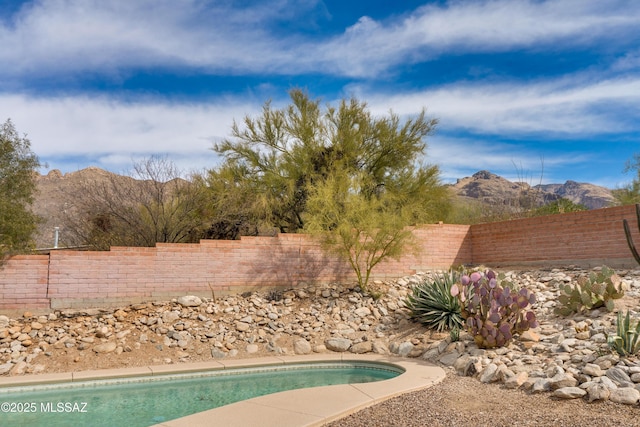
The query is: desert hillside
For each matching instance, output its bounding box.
[31,168,616,249]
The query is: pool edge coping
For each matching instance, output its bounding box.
[153,354,445,427]
[0,354,446,427]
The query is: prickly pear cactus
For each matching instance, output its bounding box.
[554,266,626,316]
[451,270,538,349]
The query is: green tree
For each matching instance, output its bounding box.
[530,198,587,216]
[211,90,451,289]
[613,153,640,205]
[0,119,41,261]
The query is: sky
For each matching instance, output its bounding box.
[1,0,639,188]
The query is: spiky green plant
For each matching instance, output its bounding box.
[405,270,465,332]
[607,310,640,356]
[554,266,626,316]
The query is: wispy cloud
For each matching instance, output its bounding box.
[0,92,260,172]
[1,0,639,80]
[428,136,591,184]
[321,0,640,77]
[361,74,640,136]
[1,0,638,187]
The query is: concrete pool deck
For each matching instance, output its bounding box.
[0,354,445,427]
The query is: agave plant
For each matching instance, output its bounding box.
[405,270,465,332]
[607,310,640,357]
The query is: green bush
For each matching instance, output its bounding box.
[405,270,465,333]
[607,310,640,357]
[554,266,626,316]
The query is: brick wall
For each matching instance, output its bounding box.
[471,205,638,268]
[1,206,638,312]
[0,255,50,310]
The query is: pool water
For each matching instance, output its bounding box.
[0,362,402,427]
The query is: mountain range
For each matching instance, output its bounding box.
[31,168,617,248]
[451,170,615,210]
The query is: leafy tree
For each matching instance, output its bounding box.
[66,156,210,249]
[211,89,451,289]
[613,153,640,205]
[530,198,587,216]
[200,166,265,239]
[0,119,41,261]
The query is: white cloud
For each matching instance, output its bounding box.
[0,0,307,77]
[318,0,640,77]
[3,67,638,178]
[0,93,261,173]
[1,0,639,79]
[360,75,640,136]
[428,136,590,184]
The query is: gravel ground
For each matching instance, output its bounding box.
[327,369,640,427]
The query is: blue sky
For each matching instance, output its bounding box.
[1,0,639,188]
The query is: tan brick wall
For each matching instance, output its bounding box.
[1,207,638,312]
[471,205,638,268]
[0,255,50,310]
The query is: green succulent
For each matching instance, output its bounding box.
[607,310,640,357]
[405,270,465,332]
[555,266,626,316]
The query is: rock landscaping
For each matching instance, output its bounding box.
[2,266,640,409]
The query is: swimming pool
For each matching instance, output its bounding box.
[0,361,403,427]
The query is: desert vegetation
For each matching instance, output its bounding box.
[0,89,634,279]
[0,119,41,263]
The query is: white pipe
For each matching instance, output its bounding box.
[54,227,59,249]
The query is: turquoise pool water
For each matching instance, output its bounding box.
[0,361,402,427]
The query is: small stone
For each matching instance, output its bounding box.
[93,342,117,353]
[520,330,540,342]
[438,351,460,366]
[0,362,13,375]
[30,322,43,330]
[350,341,373,354]
[609,388,640,405]
[235,322,251,332]
[582,363,605,377]
[10,361,28,376]
[177,295,202,307]
[211,347,227,359]
[397,341,414,357]
[325,338,352,352]
[600,376,618,390]
[95,326,110,338]
[246,344,259,354]
[313,344,327,353]
[480,363,499,383]
[575,331,590,340]
[587,383,611,402]
[293,339,312,355]
[354,307,371,317]
[504,372,529,389]
[553,387,587,399]
[549,374,578,390]
[531,378,551,393]
[607,367,632,386]
[162,311,180,324]
[372,341,389,354]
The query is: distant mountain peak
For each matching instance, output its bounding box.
[453,170,615,210]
